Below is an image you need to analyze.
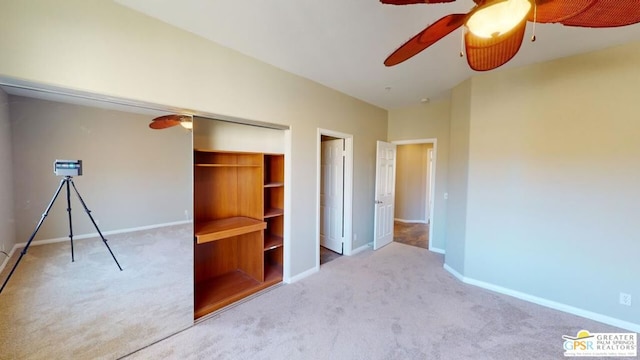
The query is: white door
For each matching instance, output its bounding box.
[320,139,344,254]
[373,141,396,250]
[426,148,433,224]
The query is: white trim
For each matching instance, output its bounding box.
[443,263,640,333]
[394,218,428,224]
[426,147,434,224]
[283,128,292,283]
[430,247,445,254]
[343,137,354,256]
[0,76,290,131]
[392,139,438,145]
[391,139,438,253]
[0,244,19,274]
[16,220,191,248]
[349,244,370,256]
[0,220,191,273]
[316,129,354,271]
[286,266,319,284]
[443,263,465,282]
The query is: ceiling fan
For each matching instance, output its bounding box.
[149,114,193,130]
[382,0,640,71]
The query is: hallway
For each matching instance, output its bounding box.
[393,221,429,249]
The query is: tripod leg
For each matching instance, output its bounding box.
[0,178,67,294]
[69,179,123,271]
[66,178,75,262]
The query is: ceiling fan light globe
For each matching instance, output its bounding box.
[466,0,531,38]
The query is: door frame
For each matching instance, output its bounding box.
[426,147,434,224]
[391,138,438,253]
[316,129,354,268]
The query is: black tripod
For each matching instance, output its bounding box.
[0,176,122,294]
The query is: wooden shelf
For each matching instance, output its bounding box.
[195,164,261,168]
[194,149,263,167]
[264,208,284,219]
[194,270,273,318]
[264,234,283,250]
[193,149,284,320]
[195,217,266,244]
[264,265,283,285]
[194,149,259,154]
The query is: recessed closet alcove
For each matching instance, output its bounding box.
[0,81,289,357]
[192,117,287,319]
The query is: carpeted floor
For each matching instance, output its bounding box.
[0,224,193,360]
[122,242,627,360]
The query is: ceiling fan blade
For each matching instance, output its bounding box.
[530,0,596,23]
[384,13,467,66]
[560,0,640,27]
[149,115,182,129]
[380,0,455,4]
[465,17,527,71]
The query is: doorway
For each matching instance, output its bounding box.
[392,139,437,251]
[316,129,354,267]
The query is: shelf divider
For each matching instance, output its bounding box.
[195,217,266,244]
[263,208,284,219]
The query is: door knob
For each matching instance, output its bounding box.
[375,200,383,204]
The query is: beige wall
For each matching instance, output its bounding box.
[395,143,432,222]
[452,42,640,327]
[193,118,285,154]
[9,96,192,242]
[388,100,450,251]
[0,0,387,277]
[390,41,640,329]
[0,88,15,256]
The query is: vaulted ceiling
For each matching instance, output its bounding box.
[115,0,640,109]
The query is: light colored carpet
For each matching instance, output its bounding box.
[123,242,626,360]
[0,224,193,360]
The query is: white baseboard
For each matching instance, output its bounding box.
[0,244,19,275]
[443,263,640,333]
[349,244,370,256]
[287,266,319,284]
[0,220,192,274]
[394,218,427,224]
[429,246,445,254]
[443,263,465,281]
[14,220,192,248]
[290,242,370,283]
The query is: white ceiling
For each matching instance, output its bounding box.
[115,0,640,110]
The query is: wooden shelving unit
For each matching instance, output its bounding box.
[263,154,284,285]
[264,234,283,250]
[264,208,284,218]
[193,149,284,319]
